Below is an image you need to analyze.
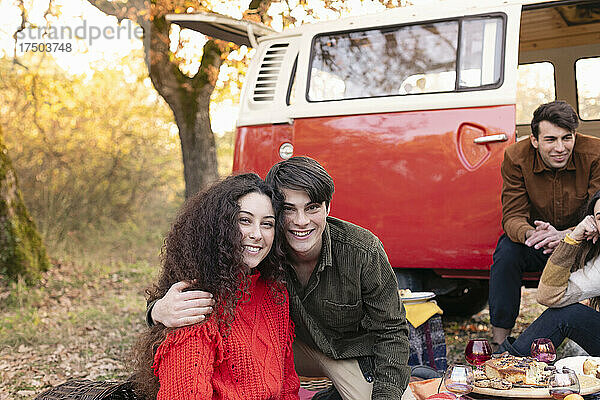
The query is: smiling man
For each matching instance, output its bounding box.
[489,100,600,347]
[264,157,410,400]
[148,157,411,400]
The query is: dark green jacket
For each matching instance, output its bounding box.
[287,216,410,399]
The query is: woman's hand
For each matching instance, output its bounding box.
[570,215,599,243]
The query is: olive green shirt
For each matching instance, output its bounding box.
[287,216,410,399]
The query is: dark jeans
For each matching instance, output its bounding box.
[489,234,549,329]
[498,303,600,356]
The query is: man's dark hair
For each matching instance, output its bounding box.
[265,156,335,207]
[531,100,579,139]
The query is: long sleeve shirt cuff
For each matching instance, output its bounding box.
[146,298,158,327]
[503,220,534,244]
[546,240,581,272]
[372,381,406,400]
[536,240,580,306]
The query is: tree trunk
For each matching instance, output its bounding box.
[0,127,50,283]
[172,87,219,198]
[144,15,221,198]
[84,1,278,197]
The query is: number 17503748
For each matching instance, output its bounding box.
[18,42,72,52]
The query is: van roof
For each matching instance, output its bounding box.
[258,0,594,41]
[167,0,595,47]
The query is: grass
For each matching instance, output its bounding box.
[0,258,158,399]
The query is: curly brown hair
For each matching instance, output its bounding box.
[131,173,287,399]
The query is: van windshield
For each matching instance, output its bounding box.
[308,16,504,102]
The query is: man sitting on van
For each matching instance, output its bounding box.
[147,157,412,400]
[489,100,600,347]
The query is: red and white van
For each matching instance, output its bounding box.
[168,0,600,315]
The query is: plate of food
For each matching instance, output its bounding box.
[470,353,600,398]
[398,289,436,304]
[555,356,600,377]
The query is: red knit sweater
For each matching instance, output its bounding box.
[152,274,300,400]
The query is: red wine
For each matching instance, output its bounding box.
[446,383,473,395]
[534,352,557,363]
[465,339,492,366]
[531,338,557,363]
[465,353,491,366]
[549,388,578,399]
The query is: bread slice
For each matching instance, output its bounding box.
[484,354,547,385]
[578,373,600,390]
[583,359,600,376]
[490,378,513,390]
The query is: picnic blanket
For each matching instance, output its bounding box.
[408,314,447,372]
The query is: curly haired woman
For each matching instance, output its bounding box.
[132,173,300,400]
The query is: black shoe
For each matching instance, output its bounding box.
[411,365,442,380]
[311,385,343,400]
[496,336,526,356]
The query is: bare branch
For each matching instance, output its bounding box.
[86,0,130,22]
[11,58,29,71]
[43,0,56,21]
[144,18,186,105]
[12,0,27,59]
[247,0,272,24]
[191,39,223,88]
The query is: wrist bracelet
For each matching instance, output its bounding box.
[564,233,581,245]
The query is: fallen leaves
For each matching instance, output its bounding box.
[0,259,152,399]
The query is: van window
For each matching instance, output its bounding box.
[576,57,600,121]
[516,62,555,125]
[308,15,504,102]
[459,17,504,88]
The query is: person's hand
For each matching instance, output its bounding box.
[151,281,215,328]
[540,239,562,254]
[525,221,570,254]
[525,220,554,248]
[570,215,599,243]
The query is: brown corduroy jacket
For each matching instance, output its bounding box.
[501,133,600,244]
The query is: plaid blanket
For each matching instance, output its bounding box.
[408,314,447,372]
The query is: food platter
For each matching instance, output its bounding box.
[471,374,600,398]
[399,291,436,304]
[555,356,600,375]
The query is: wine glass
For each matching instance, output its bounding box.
[465,338,492,369]
[548,367,580,399]
[531,338,557,363]
[444,364,474,399]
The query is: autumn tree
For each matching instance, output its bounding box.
[8,0,402,200]
[84,0,397,197]
[79,0,267,198]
